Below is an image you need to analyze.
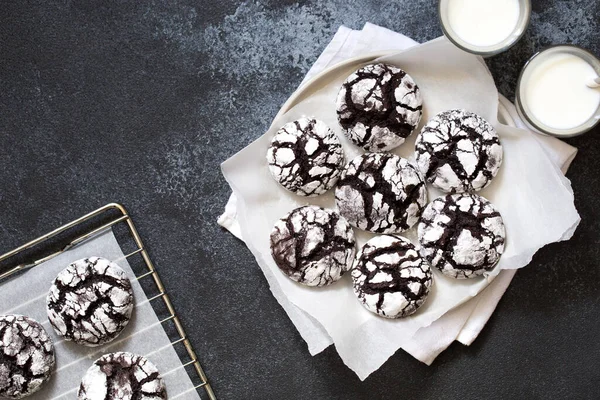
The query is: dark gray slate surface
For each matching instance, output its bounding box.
[1,1,599,398]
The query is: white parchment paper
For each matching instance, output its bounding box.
[0,230,200,400]
[221,37,580,380]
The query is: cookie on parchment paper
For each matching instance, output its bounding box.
[0,314,55,399]
[352,235,433,319]
[335,152,427,234]
[415,109,503,193]
[418,193,505,279]
[78,352,166,400]
[46,256,134,347]
[267,117,345,197]
[270,205,356,287]
[336,63,423,152]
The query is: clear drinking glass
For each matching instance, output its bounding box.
[515,45,600,138]
[438,0,531,57]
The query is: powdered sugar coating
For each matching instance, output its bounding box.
[336,63,423,152]
[0,315,55,399]
[78,352,166,400]
[46,257,134,347]
[418,193,506,279]
[335,153,427,233]
[352,235,432,318]
[270,205,356,286]
[415,109,503,193]
[267,117,344,196]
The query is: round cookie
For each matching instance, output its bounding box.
[46,257,134,347]
[0,314,55,399]
[335,152,427,234]
[352,235,433,318]
[270,205,356,287]
[267,117,345,197]
[418,193,505,279]
[336,63,423,152]
[415,109,503,193]
[78,352,166,400]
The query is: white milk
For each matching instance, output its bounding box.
[525,53,600,130]
[447,0,521,47]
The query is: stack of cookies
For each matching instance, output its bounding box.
[268,63,506,320]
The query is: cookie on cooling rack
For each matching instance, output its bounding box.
[336,63,423,152]
[335,152,427,234]
[418,193,506,279]
[46,256,134,347]
[267,117,345,197]
[0,314,55,399]
[270,205,356,287]
[415,109,503,193]
[352,235,433,318]
[78,352,166,400]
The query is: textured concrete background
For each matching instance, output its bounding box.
[1,0,599,398]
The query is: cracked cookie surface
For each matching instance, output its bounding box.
[270,205,356,286]
[415,109,503,193]
[336,63,422,152]
[352,235,432,318]
[78,352,166,400]
[335,153,427,234]
[267,117,345,196]
[46,257,134,347]
[0,315,55,399]
[418,193,505,279]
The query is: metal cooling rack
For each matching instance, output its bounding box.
[0,203,216,400]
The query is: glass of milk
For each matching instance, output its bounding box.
[516,45,600,138]
[439,0,531,56]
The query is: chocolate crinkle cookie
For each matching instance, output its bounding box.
[267,117,345,196]
[0,314,55,399]
[335,152,427,234]
[78,352,166,400]
[415,109,503,193]
[418,193,505,279]
[352,235,433,319]
[270,205,356,287]
[336,63,423,152]
[46,257,134,347]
